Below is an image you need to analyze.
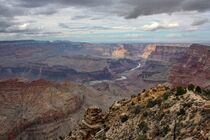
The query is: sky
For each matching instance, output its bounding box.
[0,0,210,43]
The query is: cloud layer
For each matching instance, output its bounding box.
[0,0,210,42]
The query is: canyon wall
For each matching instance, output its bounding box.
[0,79,104,140]
[169,44,210,88]
[142,44,187,62]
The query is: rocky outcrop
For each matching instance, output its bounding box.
[142,44,187,62]
[65,106,105,140]
[65,85,210,140]
[169,44,210,88]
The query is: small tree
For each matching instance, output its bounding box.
[177,108,185,116]
[138,121,149,134]
[188,84,195,91]
[195,86,202,93]
[120,114,128,123]
[175,86,187,96]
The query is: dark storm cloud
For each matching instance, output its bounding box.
[121,0,210,19]
[0,3,23,17]
[192,18,209,26]
[1,0,210,19]
[16,0,110,8]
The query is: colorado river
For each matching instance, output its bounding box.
[88,62,141,85]
[130,63,141,71]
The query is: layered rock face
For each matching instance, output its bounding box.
[112,45,128,58]
[0,79,86,140]
[65,85,210,140]
[0,64,112,82]
[169,44,210,88]
[142,44,187,62]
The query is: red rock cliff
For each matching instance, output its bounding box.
[0,79,84,140]
[142,44,187,62]
[169,44,210,88]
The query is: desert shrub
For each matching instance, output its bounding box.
[195,86,202,93]
[163,91,172,100]
[120,114,128,123]
[175,87,187,96]
[188,84,195,91]
[177,108,185,116]
[147,98,162,108]
[59,136,64,140]
[147,99,157,108]
[137,135,147,140]
[162,102,171,109]
[202,89,210,99]
[160,125,170,136]
[138,121,149,134]
[130,104,141,114]
[131,94,136,98]
[143,111,148,117]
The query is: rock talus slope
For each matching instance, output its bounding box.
[65,85,210,140]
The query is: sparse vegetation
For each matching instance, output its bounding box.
[188,84,195,91]
[129,104,141,114]
[177,108,186,116]
[160,125,170,137]
[175,87,187,96]
[202,89,210,99]
[138,121,149,134]
[137,135,147,140]
[120,114,128,123]
[195,86,202,93]
[146,98,161,108]
[163,91,172,100]
[142,111,148,117]
[59,136,64,140]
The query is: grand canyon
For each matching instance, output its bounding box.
[0,40,209,139]
[1,0,210,139]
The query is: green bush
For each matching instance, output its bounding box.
[188,84,195,91]
[59,136,64,140]
[143,111,148,117]
[160,125,170,136]
[131,105,141,114]
[138,121,149,134]
[203,89,210,99]
[175,87,187,96]
[163,91,172,100]
[120,114,128,123]
[195,86,202,93]
[147,98,162,108]
[177,108,185,116]
[137,135,147,140]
